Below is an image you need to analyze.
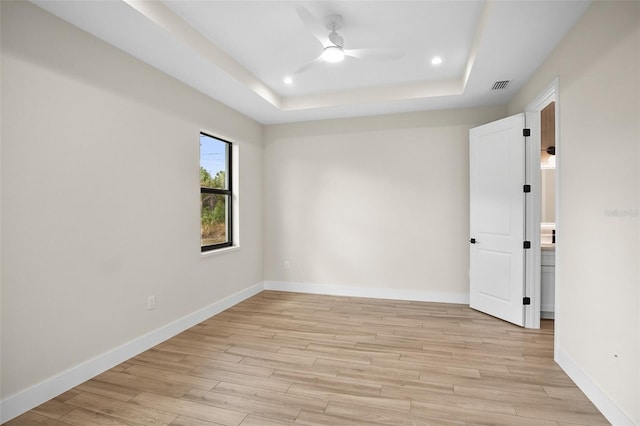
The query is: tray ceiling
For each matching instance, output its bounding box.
[31,0,591,124]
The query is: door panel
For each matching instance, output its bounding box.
[477,250,512,302]
[470,114,526,326]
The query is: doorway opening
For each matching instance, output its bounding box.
[524,78,559,343]
[468,79,559,332]
[540,101,556,321]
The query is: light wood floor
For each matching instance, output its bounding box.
[6,291,609,426]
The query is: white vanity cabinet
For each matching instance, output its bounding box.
[541,247,555,318]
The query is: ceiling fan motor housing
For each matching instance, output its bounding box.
[325,14,344,31]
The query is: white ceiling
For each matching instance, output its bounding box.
[31,0,591,125]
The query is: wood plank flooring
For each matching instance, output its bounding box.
[5,291,609,425]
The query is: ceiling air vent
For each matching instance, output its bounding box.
[491,80,511,90]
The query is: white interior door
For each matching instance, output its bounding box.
[469,114,527,327]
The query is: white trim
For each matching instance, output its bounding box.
[200,245,240,258]
[540,311,555,319]
[525,78,559,112]
[0,282,265,424]
[556,349,635,425]
[523,77,559,330]
[524,110,542,329]
[264,281,469,305]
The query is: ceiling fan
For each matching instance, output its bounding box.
[542,146,555,155]
[294,7,405,75]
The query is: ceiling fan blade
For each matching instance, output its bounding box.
[296,7,329,45]
[294,57,323,75]
[344,48,405,61]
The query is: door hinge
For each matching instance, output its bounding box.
[523,184,531,193]
[523,241,531,249]
[523,297,531,305]
[523,128,531,137]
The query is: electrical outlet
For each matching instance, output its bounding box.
[147,295,156,310]
[283,260,290,270]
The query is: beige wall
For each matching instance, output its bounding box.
[509,1,640,422]
[541,168,555,223]
[263,107,506,298]
[1,1,263,400]
[3,0,639,422]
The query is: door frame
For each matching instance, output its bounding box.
[524,78,559,331]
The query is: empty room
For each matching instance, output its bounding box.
[1,0,638,425]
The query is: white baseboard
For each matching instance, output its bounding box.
[556,349,635,425]
[0,282,264,424]
[264,281,469,304]
[540,310,555,319]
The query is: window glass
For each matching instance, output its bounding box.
[200,134,229,190]
[200,133,232,251]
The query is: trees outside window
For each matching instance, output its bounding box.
[200,133,232,251]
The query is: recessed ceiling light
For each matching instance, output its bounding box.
[284,76,293,85]
[431,56,443,66]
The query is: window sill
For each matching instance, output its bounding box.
[201,245,240,258]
